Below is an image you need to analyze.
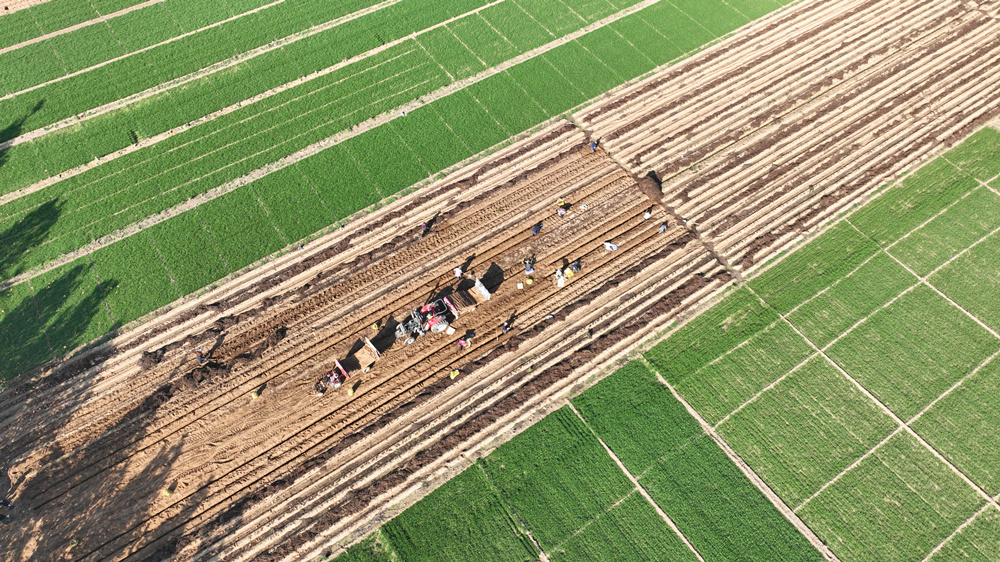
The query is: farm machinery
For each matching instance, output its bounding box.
[314,337,381,396]
[394,279,491,344]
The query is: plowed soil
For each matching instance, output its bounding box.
[2,0,999,560]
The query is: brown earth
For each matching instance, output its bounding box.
[2,0,1000,560]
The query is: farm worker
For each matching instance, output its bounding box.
[570,260,581,273]
[531,222,543,236]
[419,222,429,238]
[643,210,652,220]
[450,369,460,379]
[659,223,669,233]
[557,207,567,217]
[603,241,618,252]
[197,348,206,365]
[1,498,13,509]
[564,267,574,278]
[457,337,473,350]
[556,198,565,207]
[589,140,599,151]
[500,322,510,334]
[524,258,535,275]
[454,266,463,279]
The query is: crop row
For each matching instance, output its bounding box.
[0,0,736,195]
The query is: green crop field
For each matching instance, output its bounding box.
[929,506,1000,562]
[797,432,984,562]
[718,355,897,507]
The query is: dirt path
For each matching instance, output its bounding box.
[2,0,1000,560]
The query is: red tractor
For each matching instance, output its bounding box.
[314,359,349,396]
[314,338,381,397]
[395,297,459,344]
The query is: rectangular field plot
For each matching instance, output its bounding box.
[726,0,783,20]
[295,145,381,222]
[718,356,897,507]
[146,210,229,295]
[433,90,510,154]
[391,105,473,175]
[636,1,715,53]
[196,188,287,272]
[549,492,697,562]
[851,159,979,247]
[646,286,778,383]
[826,285,998,420]
[786,252,916,348]
[889,186,1000,276]
[250,166,333,243]
[465,72,548,135]
[670,0,749,38]
[0,283,51,379]
[571,361,702,475]
[750,221,881,314]
[479,1,554,52]
[506,56,587,116]
[447,14,520,67]
[943,126,1000,182]
[415,26,485,81]
[677,320,813,425]
[798,432,984,562]
[513,0,588,36]
[381,463,538,562]
[641,435,822,561]
[929,505,1000,562]
[575,25,656,83]
[481,407,633,551]
[543,41,622,99]
[930,230,1000,333]
[911,358,1000,495]
[608,13,684,67]
[91,233,180,324]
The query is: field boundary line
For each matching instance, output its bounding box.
[921,502,996,562]
[0,0,166,56]
[712,350,819,430]
[749,286,1000,517]
[0,0,413,152]
[845,219,1000,341]
[794,426,903,512]
[568,403,706,562]
[475,463,551,562]
[638,357,840,561]
[941,154,1000,195]
[783,183,990,318]
[0,0,288,100]
[0,0,669,290]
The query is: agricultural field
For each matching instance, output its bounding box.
[3,0,1000,560]
[337,363,819,561]
[0,0,792,380]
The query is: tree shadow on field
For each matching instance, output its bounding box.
[0,198,63,280]
[0,99,44,159]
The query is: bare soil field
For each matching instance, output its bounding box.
[2,0,1000,560]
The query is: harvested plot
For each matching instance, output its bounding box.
[718,355,897,507]
[481,407,634,551]
[382,463,538,562]
[825,285,998,420]
[911,357,1000,496]
[889,186,1000,276]
[786,252,916,348]
[797,432,984,562]
[571,361,702,475]
[930,230,1000,333]
[640,435,821,562]
[929,505,1000,562]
